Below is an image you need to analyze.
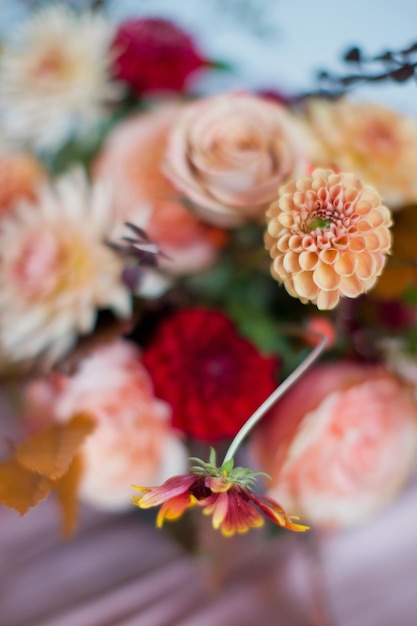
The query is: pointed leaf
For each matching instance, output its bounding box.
[0,458,54,515]
[209,447,217,466]
[221,458,234,474]
[374,50,394,62]
[390,65,414,82]
[403,42,417,55]
[16,413,96,480]
[344,46,361,63]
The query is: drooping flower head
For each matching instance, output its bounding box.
[133,450,308,536]
[164,93,311,227]
[112,17,207,94]
[265,168,392,309]
[0,169,131,364]
[142,308,279,440]
[306,99,417,208]
[0,5,120,151]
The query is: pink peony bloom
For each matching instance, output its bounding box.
[24,340,188,510]
[265,168,392,309]
[93,106,221,274]
[251,362,417,527]
[164,93,311,227]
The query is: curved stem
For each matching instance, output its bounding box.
[222,328,328,464]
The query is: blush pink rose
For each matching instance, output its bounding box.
[164,93,311,227]
[24,340,188,511]
[93,105,222,274]
[251,362,417,527]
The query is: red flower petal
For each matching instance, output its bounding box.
[142,308,279,440]
[202,487,264,536]
[112,18,206,94]
[132,474,196,508]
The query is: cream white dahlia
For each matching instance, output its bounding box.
[306,99,417,208]
[0,169,131,364]
[0,6,120,151]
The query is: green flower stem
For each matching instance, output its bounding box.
[222,328,328,464]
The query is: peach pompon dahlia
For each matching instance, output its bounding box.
[132,451,308,537]
[265,168,392,310]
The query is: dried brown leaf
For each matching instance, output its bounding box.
[55,454,84,538]
[16,413,96,480]
[0,458,54,515]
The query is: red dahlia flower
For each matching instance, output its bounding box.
[112,18,207,94]
[142,309,279,440]
[132,453,308,536]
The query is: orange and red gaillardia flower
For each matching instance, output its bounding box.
[132,453,309,537]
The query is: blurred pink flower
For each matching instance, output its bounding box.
[306,99,417,208]
[251,362,417,527]
[265,168,392,309]
[0,152,46,215]
[0,169,130,364]
[93,106,222,274]
[164,93,311,227]
[25,340,188,511]
[0,5,121,151]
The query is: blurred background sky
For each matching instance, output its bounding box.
[1,0,417,113]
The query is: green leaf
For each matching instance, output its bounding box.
[209,447,217,466]
[221,458,234,474]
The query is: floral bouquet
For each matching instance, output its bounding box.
[1,3,417,544]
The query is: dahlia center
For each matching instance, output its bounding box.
[12,230,94,299]
[306,203,336,233]
[309,217,332,231]
[201,351,234,380]
[32,46,74,85]
[189,477,212,501]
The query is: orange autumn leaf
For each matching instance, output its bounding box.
[16,413,96,480]
[55,454,84,538]
[0,457,54,515]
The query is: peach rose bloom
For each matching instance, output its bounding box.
[251,362,417,527]
[306,99,417,208]
[265,168,392,309]
[93,105,220,274]
[164,93,311,227]
[0,152,46,215]
[24,340,188,510]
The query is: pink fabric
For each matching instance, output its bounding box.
[1,472,417,626]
